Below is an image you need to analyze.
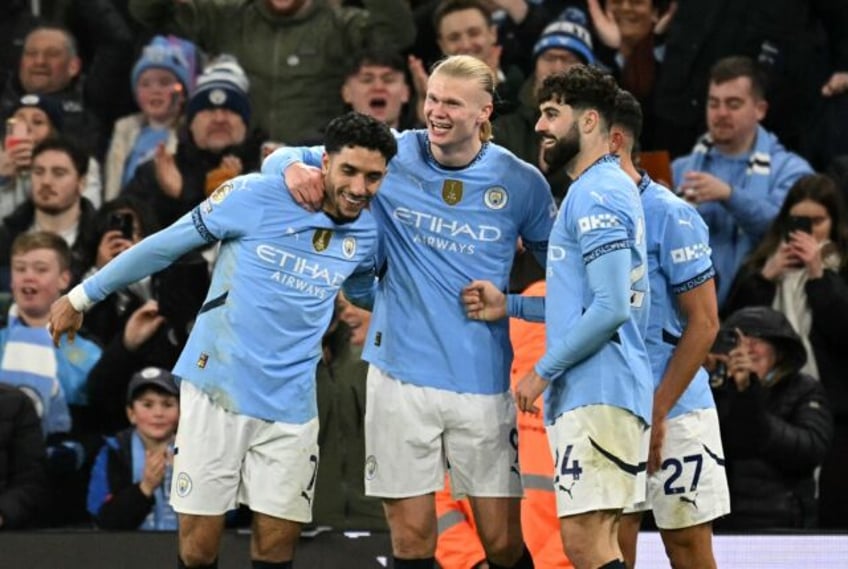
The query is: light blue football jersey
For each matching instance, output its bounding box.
[639,174,716,418]
[82,173,378,423]
[263,130,556,394]
[542,155,654,425]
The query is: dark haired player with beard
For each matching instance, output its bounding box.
[49,112,396,569]
[464,66,653,569]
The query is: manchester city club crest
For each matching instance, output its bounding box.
[484,186,508,210]
[313,229,333,252]
[442,179,463,205]
[342,236,356,259]
[209,88,227,106]
[209,181,234,204]
[365,455,378,480]
[176,472,193,497]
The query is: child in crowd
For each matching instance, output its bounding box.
[87,367,180,530]
[104,35,197,201]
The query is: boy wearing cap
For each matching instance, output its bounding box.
[104,35,197,201]
[87,366,180,530]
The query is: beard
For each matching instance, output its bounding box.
[542,123,581,173]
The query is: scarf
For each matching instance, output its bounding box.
[772,245,842,380]
[0,304,70,435]
[687,124,773,197]
[131,431,178,530]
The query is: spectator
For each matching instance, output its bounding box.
[342,49,413,131]
[671,56,812,307]
[0,383,48,530]
[83,197,209,435]
[0,1,40,92]
[0,231,101,526]
[0,93,103,218]
[87,367,179,530]
[0,26,108,159]
[410,0,526,121]
[123,57,262,227]
[652,0,848,160]
[494,7,595,293]
[129,0,415,145]
[709,306,833,530]
[723,173,848,529]
[0,137,97,293]
[104,35,197,201]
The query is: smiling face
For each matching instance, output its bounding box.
[437,7,498,62]
[127,388,180,445]
[535,99,582,172]
[424,71,492,155]
[321,145,388,221]
[342,64,410,129]
[11,247,70,322]
[609,0,656,47]
[19,29,81,94]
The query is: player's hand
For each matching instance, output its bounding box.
[681,171,732,203]
[337,292,372,347]
[514,369,549,415]
[787,230,824,278]
[139,449,168,497]
[154,143,183,199]
[48,295,83,347]
[96,230,133,268]
[462,280,507,321]
[123,300,167,352]
[284,162,324,211]
[647,415,666,474]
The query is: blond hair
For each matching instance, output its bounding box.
[430,55,495,142]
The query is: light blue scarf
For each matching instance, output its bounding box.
[0,304,70,435]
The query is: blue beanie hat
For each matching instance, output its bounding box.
[186,56,251,127]
[131,35,197,96]
[533,8,595,65]
[13,93,64,132]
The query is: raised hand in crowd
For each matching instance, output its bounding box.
[122,301,167,353]
[153,142,182,199]
[95,230,134,269]
[760,241,801,281]
[787,229,825,278]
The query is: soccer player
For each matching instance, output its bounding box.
[47,112,397,569]
[264,55,556,569]
[463,66,653,569]
[611,89,730,569]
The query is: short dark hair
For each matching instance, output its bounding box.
[32,137,89,177]
[324,112,397,163]
[433,0,494,33]
[11,231,72,271]
[612,89,643,140]
[537,65,618,126]
[346,49,407,78]
[709,56,767,100]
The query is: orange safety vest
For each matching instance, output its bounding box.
[435,282,572,568]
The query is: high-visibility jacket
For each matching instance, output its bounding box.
[435,281,572,568]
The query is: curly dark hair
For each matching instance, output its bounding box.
[537,65,618,126]
[324,111,397,163]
